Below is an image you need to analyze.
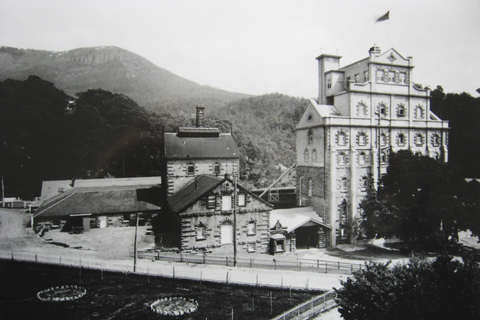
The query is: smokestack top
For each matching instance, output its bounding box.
[196,105,205,128]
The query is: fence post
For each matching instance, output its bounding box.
[325,262,328,273]
[338,261,340,269]
[35,254,37,263]
[226,256,228,266]
[299,261,302,271]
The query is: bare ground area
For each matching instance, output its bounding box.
[1,208,411,264]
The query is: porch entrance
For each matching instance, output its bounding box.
[295,226,319,249]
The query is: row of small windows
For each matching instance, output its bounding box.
[304,148,318,162]
[355,102,425,119]
[307,176,370,196]
[195,220,256,240]
[376,69,408,84]
[186,162,223,175]
[207,193,246,210]
[333,131,441,147]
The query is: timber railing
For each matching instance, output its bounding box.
[139,251,362,274]
[270,291,337,320]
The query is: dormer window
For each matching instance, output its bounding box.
[187,163,195,175]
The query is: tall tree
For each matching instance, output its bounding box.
[430,87,480,177]
[360,150,472,247]
[335,255,480,320]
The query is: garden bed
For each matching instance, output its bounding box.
[0,260,322,319]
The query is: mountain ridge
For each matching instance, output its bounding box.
[0,46,250,111]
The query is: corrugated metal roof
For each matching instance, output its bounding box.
[34,185,162,219]
[164,132,240,159]
[270,207,330,232]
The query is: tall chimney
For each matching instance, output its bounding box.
[196,105,205,128]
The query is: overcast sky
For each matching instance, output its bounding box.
[1,0,479,98]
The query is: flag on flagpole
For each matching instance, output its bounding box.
[375,11,390,23]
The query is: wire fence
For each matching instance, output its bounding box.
[139,251,362,274]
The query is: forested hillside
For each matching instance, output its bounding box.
[0,76,307,198]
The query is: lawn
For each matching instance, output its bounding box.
[0,260,323,320]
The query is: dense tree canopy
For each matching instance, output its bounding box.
[359,151,479,247]
[430,86,480,177]
[0,77,306,198]
[335,255,480,320]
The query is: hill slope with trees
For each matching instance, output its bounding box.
[0,77,307,198]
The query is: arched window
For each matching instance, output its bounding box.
[414,133,424,146]
[361,175,369,190]
[338,151,347,166]
[378,103,388,117]
[357,102,368,117]
[336,131,348,146]
[307,129,314,145]
[247,220,256,235]
[312,149,318,162]
[397,133,406,146]
[415,105,425,119]
[304,149,310,162]
[397,104,406,117]
[358,151,367,165]
[380,132,388,146]
[381,151,388,164]
[308,178,313,197]
[340,177,348,192]
[431,134,441,147]
[339,199,348,224]
[357,132,368,146]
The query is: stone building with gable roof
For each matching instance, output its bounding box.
[162,105,240,196]
[165,174,272,253]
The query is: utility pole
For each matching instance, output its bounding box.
[233,175,237,267]
[133,212,140,272]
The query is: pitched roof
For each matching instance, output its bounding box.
[34,184,162,219]
[270,207,331,232]
[167,174,273,213]
[167,175,223,213]
[164,132,239,159]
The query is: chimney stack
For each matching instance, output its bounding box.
[196,105,205,128]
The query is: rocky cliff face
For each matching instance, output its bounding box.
[0,46,249,110]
